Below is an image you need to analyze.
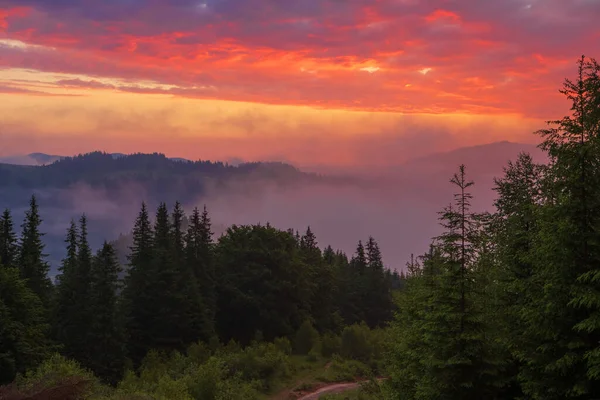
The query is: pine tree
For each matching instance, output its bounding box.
[148,202,202,352]
[18,195,52,307]
[0,266,52,384]
[122,202,155,366]
[364,236,393,327]
[389,165,502,399]
[300,227,338,332]
[518,56,600,399]
[338,242,367,325]
[491,152,545,397]
[185,206,216,337]
[170,202,206,345]
[351,241,367,273]
[88,242,125,384]
[323,245,335,265]
[0,209,18,269]
[53,220,80,359]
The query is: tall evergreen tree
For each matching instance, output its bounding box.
[170,202,207,345]
[185,206,216,339]
[0,209,18,269]
[300,227,338,332]
[491,152,545,397]
[53,220,80,359]
[122,202,155,366]
[146,202,203,352]
[215,225,311,343]
[88,242,125,384]
[0,266,52,384]
[517,55,600,399]
[364,236,393,327]
[18,195,52,307]
[389,165,502,399]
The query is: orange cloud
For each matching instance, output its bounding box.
[0,0,598,163]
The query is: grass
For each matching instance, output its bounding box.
[266,355,376,400]
[266,355,330,399]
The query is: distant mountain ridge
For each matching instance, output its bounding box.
[0,152,198,166]
[403,141,546,173]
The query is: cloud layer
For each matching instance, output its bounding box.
[1,0,598,117]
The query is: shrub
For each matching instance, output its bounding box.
[273,337,292,356]
[294,320,320,355]
[341,323,372,362]
[15,354,98,395]
[222,342,291,391]
[321,334,341,358]
[318,356,372,383]
[187,341,212,365]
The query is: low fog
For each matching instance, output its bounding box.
[0,141,547,274]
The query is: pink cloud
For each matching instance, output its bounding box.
[0,0,598,117]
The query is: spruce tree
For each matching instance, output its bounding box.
[18,195,52,307]
[390,165,502,399]
[0,266,52,384]
[53,220,80,359]
[0,209,18,269]
[491,152,545,397]
[338,242,367,325]
[122,202,156,366]
[364,236,393,327]
[148,202,203,352]
[518,55,600,399]
[185,206,216,337]
[170,202,207,345]
[88,242,125,384]
[300,227,338,332]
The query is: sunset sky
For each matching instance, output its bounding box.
[1,0,599,167]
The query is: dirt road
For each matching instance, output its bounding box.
[297,382,361,400]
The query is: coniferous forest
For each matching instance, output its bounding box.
[1,56,600,399]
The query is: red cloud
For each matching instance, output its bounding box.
[0,1,599,118]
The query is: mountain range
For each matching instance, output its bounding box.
[0,141,545,273]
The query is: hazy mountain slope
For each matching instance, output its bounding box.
[0,142,547,274]
[402,141,546,175]
[0,152,327,274]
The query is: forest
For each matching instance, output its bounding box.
[1,55,600,399]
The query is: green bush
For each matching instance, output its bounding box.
[341,323,372,362]
[318,356,372,383]
[187,341,212,365]
[294,320,320,355]
[321,333,342,357]
[274,337,292,355]
[222,341,291,391]
[15,353,99,393]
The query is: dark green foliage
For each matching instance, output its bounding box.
[0,266,51,384]
[184,206,216,339]
[364,237,393,328]
[151,202,193,352]
[87,242,125,383]
[301,227,340,333]
[0,209,18,269]
[388,166,503,399]
[122,202,155,366]
[215,224,311,344]
[17,195,53,307]
[491,152,545,398]
[513,56,600,399]
[294,320,320,355]
[53,220,81,361]
[321,333,342,358]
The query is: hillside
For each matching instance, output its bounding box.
[0,152,330,273]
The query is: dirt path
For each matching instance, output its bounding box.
[297,382,361,400]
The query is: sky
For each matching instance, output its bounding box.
[1,0,599,167]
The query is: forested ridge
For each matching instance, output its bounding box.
[1,56,600,399]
